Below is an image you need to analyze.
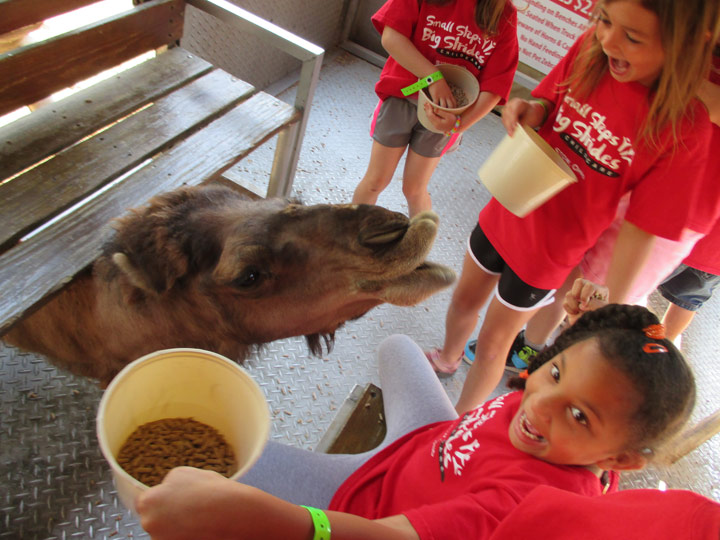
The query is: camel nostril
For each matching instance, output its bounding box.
[359,223,408,245]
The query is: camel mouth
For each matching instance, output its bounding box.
[411,261,456,283]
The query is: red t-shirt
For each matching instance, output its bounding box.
[478,31,713,289]
[372,0,518,103]
[684,52,720,274]
[685,170,720,274]
[329,392,617,540]
[489,485,720,540]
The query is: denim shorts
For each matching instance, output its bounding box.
[467,224,556,311]
[370,97,461,158]
[658,264,720,311]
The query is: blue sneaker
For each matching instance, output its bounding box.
[464,331,538,372]
[507,330,539,372]
[463,338,476,365]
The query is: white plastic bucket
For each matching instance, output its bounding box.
[477,124,577,217]
[96,348,270,513]
[417,63,479,133]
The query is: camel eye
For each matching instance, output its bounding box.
[232,266,262,288]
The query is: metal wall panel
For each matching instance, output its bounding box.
[182,0,345,89]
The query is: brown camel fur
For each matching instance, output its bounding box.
[4,185,455,386]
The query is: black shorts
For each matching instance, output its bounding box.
[468,225,556,311]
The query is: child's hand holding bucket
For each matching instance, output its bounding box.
[423,102,459,133]
[426,78,456,109]
[417,63,479,133]
[501,98,549,136]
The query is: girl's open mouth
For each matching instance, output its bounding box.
[608,56,630,76]
[520,411,545,442]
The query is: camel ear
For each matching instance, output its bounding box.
[110,244,188,294]
[111,253,155,293]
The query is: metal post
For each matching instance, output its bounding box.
[186,0,324,197]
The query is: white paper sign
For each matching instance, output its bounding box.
[514,0,595,74]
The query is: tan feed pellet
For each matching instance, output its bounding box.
[117,417,236,487]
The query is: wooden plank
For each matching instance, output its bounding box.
[324,383,386,454]
[0,0,101,35]
[0,48,212,182]
[0,69,255,252]
[0,0,185,116]
[0,91,298,334]
[657,409,720,465]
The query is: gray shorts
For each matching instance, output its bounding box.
[658,264,720,311]
[370,97,461,158]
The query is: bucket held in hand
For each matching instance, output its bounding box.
[96,348,270,513]
[477,124,577,217]
[417,63,479,133]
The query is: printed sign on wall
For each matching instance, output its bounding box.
[514,0,595,74]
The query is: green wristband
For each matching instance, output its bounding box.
[400,70,444,96]
[301,505,331,540]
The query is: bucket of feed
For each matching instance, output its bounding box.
[477,124,577,217]
[96,348,269,512]
[416,63,479,133]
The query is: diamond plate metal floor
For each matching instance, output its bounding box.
[2,49,719,539]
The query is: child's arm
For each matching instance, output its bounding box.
[381,25,455,108]
[604,221,656,303]
[136,467,420,540]
[501,97,551,136]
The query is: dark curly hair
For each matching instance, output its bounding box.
[508,304,695,454]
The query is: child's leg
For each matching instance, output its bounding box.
[661,303,697,342]
[522,267,581,347]
[455,297,540,413]
[238,440,367,508]
[239,335,457,508]
[401,149,442,217]
[434,250,499,371]
[352,141,406,206]
[375,334,458,446]
[658,265,720,341]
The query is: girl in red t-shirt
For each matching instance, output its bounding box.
[351,0,518,216]
[427,0,719,414]
[136,304,694,540]
[513,41,720,358]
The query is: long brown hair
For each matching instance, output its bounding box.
[422,0,508,35]
[564,0,720,147]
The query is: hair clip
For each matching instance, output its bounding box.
[643,324,665,340]
[643,343,668,354]
[519,370,529,379]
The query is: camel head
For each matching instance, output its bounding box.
[97,184,456,358]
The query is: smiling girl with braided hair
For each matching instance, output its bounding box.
[136,304,694,540]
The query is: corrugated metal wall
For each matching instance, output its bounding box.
[182,0,347,89]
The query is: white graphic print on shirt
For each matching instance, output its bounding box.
[434,393,507,481]
[552,92,636,180]
[421,16,497,70]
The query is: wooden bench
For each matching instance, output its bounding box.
[0,0,323,336]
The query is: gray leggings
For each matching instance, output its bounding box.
[239,334,459,508]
